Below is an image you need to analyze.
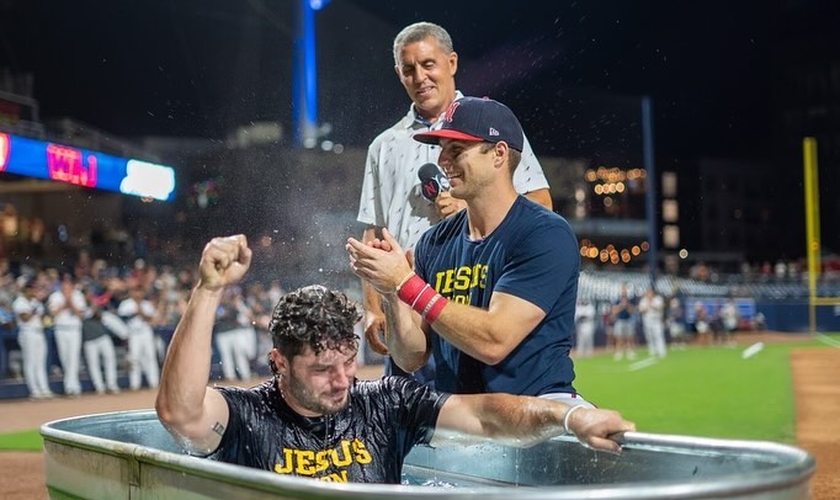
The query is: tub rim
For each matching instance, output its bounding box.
[40,409,816,500]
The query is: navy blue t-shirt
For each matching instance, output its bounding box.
[414,196,580,395]
[211,377,448,483]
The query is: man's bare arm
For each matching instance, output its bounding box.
[361,226,389,355]
[155,235,251,455]
[348,230,545,365]
[435,392,635,452]
[524,187,553,210]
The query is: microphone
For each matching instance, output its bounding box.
[418,163,449,201]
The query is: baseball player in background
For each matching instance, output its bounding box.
[47,274,87,396]
[118,286,160,390]
[638,287,666,358]
[214,287,255,381]
[574,297,597,358]
[13,277,53,399]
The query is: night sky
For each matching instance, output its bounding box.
[1,0,785,160]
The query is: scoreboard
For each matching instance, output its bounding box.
[0,132,175,202]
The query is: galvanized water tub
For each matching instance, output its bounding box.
[41,409,814,499]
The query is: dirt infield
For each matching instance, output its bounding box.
[2,341,838,499]
[791,346,840,500]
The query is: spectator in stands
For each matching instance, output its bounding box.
[47,274,87,396]
[774,260,787,281]
[638,287,666,358]
[611,283,636,360]
[13,276,53,399]
[73,249,93,282]
[356,22,552,387]
[573,297,596,358]
[118,285,160,390]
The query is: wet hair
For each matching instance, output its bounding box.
[267,285,360,373]
[393,21,454,67]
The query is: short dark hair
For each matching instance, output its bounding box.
[268,285,360,362]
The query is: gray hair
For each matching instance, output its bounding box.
[393,21,454,67]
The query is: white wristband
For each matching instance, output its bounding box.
[562,404,585,435]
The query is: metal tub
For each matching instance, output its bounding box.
[41,409,814,499]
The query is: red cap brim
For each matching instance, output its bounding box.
[414,129,484,146]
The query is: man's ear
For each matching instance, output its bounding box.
[494,141,509,167]
[271,348,288,375]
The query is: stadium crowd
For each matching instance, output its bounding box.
[2,243,840,399]
[0,250,294,399]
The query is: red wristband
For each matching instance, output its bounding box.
[396,274,448,322]
[411,285,436,310]
[424,294,447,323]
[397,274,426,304]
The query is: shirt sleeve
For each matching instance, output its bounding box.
[357,143,381,226]
[494,217,579,313]
[512,134,550,194]
[376,377,450,450]
[210,386,263,465]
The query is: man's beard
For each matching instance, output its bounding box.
[285,369,350,415]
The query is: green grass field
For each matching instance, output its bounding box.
[574,334,840,442]
[1,334,837,452]
[0,429,42,451]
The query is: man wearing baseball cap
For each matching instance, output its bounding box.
[355,22,552,389]
[347,97,589,406]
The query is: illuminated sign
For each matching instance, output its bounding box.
[0,133,175,201]
[0,133,9,171]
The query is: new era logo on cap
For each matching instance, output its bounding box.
[413,96,525,151]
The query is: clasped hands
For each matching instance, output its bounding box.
[346,229,413,296]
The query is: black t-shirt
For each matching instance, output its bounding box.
[81,317,109,342]
[211,376,449,483]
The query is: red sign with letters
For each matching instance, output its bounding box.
[46,143,97,187]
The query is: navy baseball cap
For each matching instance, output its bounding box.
[413,96,525,151]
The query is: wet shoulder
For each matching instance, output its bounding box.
[351,376,426,405]
[216,380,275,411]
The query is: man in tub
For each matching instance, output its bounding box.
[156,235,634,483]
